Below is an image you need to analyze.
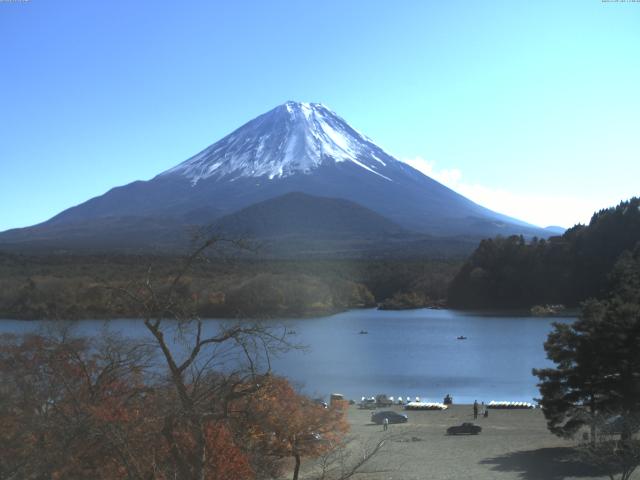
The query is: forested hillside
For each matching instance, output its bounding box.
[448,197,640,308]
[0,254,460,320]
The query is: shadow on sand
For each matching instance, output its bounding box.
[480,447,609,480]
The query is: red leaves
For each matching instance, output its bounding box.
[0,334,156,479]
[244,376,349,459]
[1,335,346,480]
[203,422,254,480]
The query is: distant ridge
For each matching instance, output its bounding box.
[544,226,566,235]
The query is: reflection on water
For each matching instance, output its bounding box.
[0,308,574,404]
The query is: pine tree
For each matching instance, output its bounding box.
[533,244,640,441]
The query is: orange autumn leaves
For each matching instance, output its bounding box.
[0,333,158,479]
[0,334,349,480]
[242,376,350,480]
[247,376,349,457]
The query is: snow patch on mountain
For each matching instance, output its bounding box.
[161,102,394,184]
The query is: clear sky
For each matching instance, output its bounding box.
[1,0,639,231]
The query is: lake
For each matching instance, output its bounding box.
[0,308,575,404]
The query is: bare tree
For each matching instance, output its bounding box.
[306,428,418,480]
[312,436,387,480]
[111,235,296,479]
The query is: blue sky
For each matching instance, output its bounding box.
[1,0,638,231]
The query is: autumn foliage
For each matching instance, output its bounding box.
[244,376,350,479]
[0,237,353,480]
[0,333,348,480]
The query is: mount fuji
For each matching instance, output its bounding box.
[0,101,549,254]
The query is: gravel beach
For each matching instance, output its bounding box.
[298,404,620,480]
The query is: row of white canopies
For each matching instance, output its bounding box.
[359,397,536,409]
[487,401,535,409]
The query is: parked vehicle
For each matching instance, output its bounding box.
[359,397,377,409]
[313,398,328,409]
[375,394,393,407]
[297,432,322,443]
[600,415,640,435]
[371,411,408,425]
[446,422,482,435]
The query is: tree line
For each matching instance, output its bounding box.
[0,253,461,320]
[448,197,640,309]
[534,243,640,480]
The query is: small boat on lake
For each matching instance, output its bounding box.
[359,330,368,335]
[457,335,467,340]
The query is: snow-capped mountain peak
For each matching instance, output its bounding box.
[161,101,393,184]
[0,101,553,252]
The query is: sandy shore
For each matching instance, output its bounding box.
[298,404,622,480]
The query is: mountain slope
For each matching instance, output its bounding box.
[214,192,407,238]
[0,101,550,253]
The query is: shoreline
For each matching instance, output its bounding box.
[296,404,603,480]
[0,305,581,322]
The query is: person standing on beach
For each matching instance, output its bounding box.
[383,417,389,431]
[473,400,478,419]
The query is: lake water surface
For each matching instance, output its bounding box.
[0,308,575,404]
